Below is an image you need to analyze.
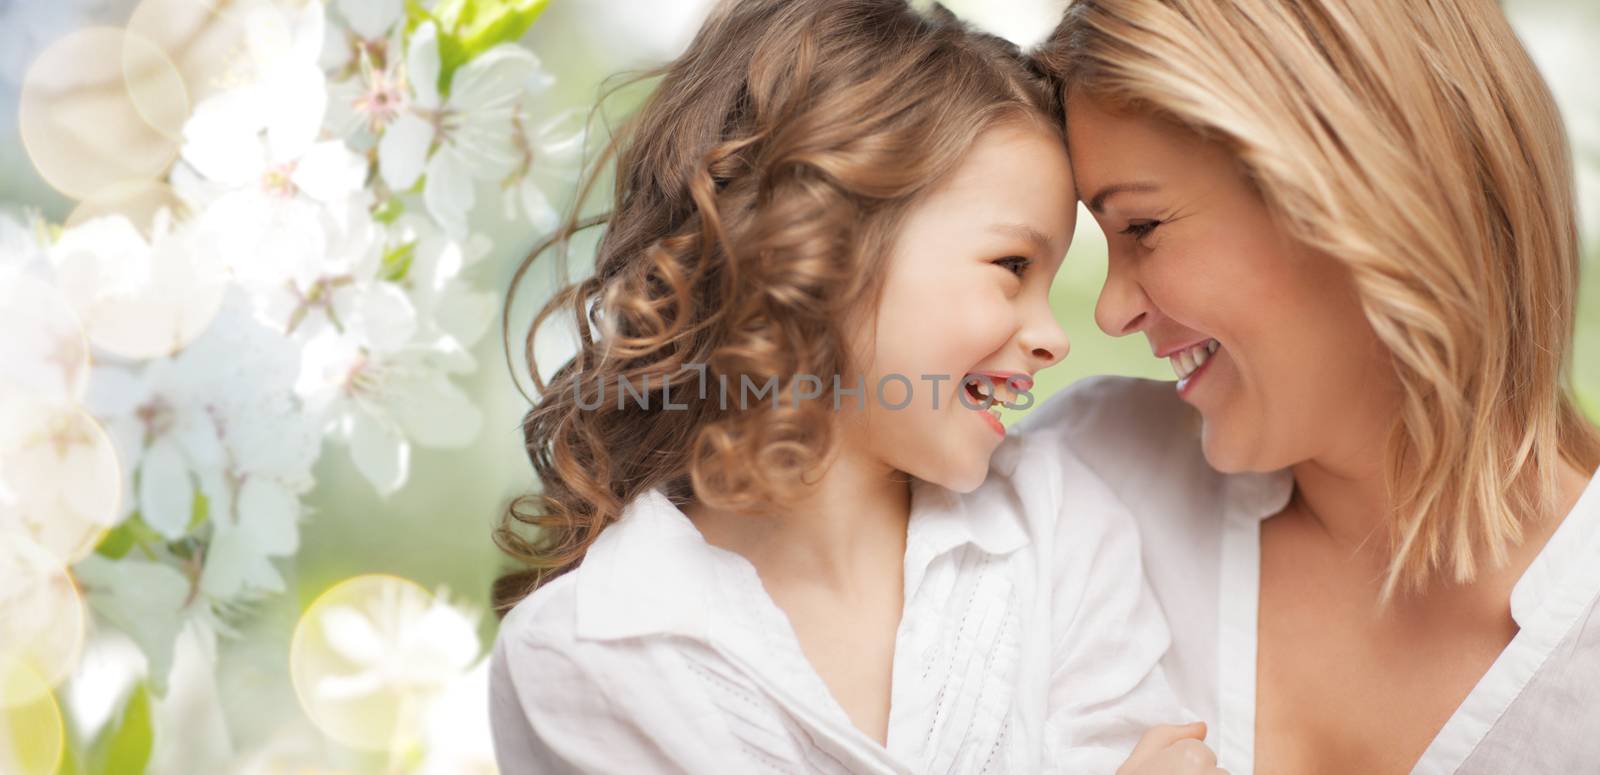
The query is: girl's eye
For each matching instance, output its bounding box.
[993,256,1031,277]
[1120,219,1162,240]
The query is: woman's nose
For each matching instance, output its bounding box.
[1094,256,1151,337]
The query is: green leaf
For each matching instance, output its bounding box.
[403,0,435,31]
[186,491,209,534]
[93,522,137,560]
[94,514,163,560]
[89,683,153,775]
[412,0,550,95]
[456,0,550,59]
[373,196,405,224]
[436,35,471,97]
[382,240,418,282]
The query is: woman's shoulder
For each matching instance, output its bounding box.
[1004,375,1247,533]
[950,378,1195,555]
[1014,375,1198,462]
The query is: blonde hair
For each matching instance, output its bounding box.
[1040,0,1600,597]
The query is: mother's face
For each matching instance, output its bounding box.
[1065,90,1398,474]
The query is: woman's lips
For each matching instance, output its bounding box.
[1174,339,1220,398]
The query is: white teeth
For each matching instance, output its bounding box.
[967,375,1022,408]
[1168,339,1219,381]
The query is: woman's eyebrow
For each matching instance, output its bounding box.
[1086,182,1160,214]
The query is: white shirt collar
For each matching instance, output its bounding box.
[573,488,723,641]
[1509,465,1600,628]
[908,476,1030,560]
[572,477,1031,643]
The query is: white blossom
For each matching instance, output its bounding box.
[379,21,542,236]
[50,211,230,360]
[295,308,482,496]
[84,296,322,601]
[502,103,586,233]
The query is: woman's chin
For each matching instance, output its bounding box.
[1200,424,1289,476]
[1199,422,1251,474]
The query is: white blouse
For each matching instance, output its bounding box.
[488,424,1190,774]
[1015,375,1600,775]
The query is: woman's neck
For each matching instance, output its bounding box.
[1289,443,1593,599]
[687,435,912,594]
[1287,453,1392,558]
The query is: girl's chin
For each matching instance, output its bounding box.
[918,458,989,495]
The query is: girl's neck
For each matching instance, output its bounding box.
[687,436,912,594]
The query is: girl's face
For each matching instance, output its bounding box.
[847,122,1075,493]
[1064,91,1400,474]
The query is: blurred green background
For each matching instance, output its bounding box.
[1,0,1596,769]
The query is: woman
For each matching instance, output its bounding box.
[1023,0,1600,773]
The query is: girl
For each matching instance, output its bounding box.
[488,1,1212,772]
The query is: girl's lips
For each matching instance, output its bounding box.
[960,369,1028,438]
[977,406,1005,436]
[969,370,1033,392]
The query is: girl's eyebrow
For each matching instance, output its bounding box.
[1087,182,1160,214]
[989,222,1053,253]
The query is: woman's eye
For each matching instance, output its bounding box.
[1119,219,1162,240]
[993,256,1031,277]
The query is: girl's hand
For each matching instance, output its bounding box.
[1116,722,1228,775]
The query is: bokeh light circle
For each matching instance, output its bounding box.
[0,271,91,404]
[0,662,65,775]
[66,180,188,239]
[290,574,443,752]
[0,387,123,565]
[128,0,266,110]
[0,536,88,707]
[18,27,187,200]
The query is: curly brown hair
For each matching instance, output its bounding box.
[491,0,1061,616]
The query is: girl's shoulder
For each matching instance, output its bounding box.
[492,569,585,673]
[489,566,743,772]
[493,486,722,656]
